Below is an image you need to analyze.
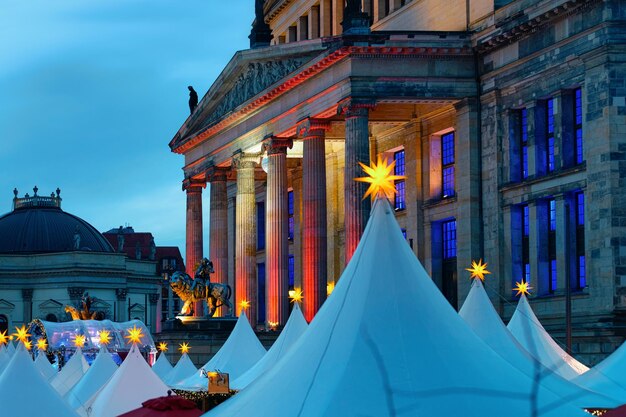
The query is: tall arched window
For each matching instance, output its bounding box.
[0,315,8,334]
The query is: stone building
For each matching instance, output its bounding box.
[170,0,626,363]
[0,188,163,334]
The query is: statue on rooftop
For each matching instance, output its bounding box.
[188,86,198,114]
[73,227,81,250]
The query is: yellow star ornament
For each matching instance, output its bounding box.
[289,288,303,304]
[125,325,144,345]
[514,280,532,297]
[158,342,168,352]
[327,282,335,297]
[179,342,190,354]
[239,300,250,310]
[13,325,31,343]
[23,340,33,350]
[354,155,406,201]
[0,330,8,346]
[99,330,112,346]
[74,334,87,348]
[466,259,491,281]
[37,339,48,351]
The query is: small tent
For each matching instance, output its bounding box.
[232,303,308,390]
[51,348,90,396]
[152,351,174,381]
[164,352,197,386]
[574,339,626,402]
[0,345,11,375]
[34,350,57,381]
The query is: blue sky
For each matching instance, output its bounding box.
[0,1,254,258]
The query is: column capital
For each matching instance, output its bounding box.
[262,136,293,156]
[182,178,206,192]
[232,150,261,169]
[67,287,85,301]
[296,118,331,138]
[148,293,160,304]
[22,288,33,301]
[116,288,128,301]
[207,166,230,182]
[337,98,376,118]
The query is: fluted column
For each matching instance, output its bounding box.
[234,153,259,326]
[264,138,292,326]
[298,118,330,322]
[339,99,375,264]
[209,167,230,317]
[184,181,205,317]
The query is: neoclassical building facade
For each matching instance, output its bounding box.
[170,0,626,363]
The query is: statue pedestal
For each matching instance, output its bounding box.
[162,316,237,332]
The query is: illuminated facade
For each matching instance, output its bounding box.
[171,0,626,363]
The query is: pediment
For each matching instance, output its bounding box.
[129,303,145,313]
[170,41,328,151]
[38,299,63,310]
[0,299,15,311]
[91,299,112,310]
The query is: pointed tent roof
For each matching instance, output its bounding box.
[0,345,10,375]
[164,353,198,386]
[152,351,174,380]
[90,344,169,417]
[206,199,590,417]
[51,348,90,396]
[66,346,118,415]
[460,279,617,407]
[0,344,79,417]
[573,340,626,402]
[176,311,265,391]
[232,303,308,390]
[34,351,57,381]
[6,341,15,356]
[508,294,589,380]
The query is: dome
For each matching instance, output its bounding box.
[0,189,114,254]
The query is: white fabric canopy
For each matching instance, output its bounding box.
[66,346,118,416]
[164,352,197,386]
[508,294,589,380]
[90,344,169,417]
[460,279,617,407]
[232,303,308,390]
[574,339,626,401]
[0,345,11,375]
[34,350,57,381]
[176,311,265,391]
[0,343,79,417]
[6,341,15,356]
[205,198,589,417]
[152,351,173,380]
[51,348,90,396]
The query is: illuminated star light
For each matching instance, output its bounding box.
[158,342,168,352]
[99,330,112,346]
[179,342,190,354]
[289,288,303,304]
[466,259,491,282]
[327,282,335,297]
[239,300,250,310]
[23,340,33,350]
[37,339,48,351]
[514,280,533,297]
[125,325,144,345]
[74,334,87,348]
[0,330,8,346]
[13,325,31,343]
[354,155,406,201]
[267,321,279,329]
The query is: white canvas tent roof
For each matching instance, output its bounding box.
[232,303,308,390]
[176,311,265,391]
[460,279,617,407]
[206,198,590,417]
[0,345,11,375]
[34,350,57,381]
[152,351,173,380]
[66,346,118,416]
[574,340,626,402]
[164,352,197,386]
[508,294,589,380]
[6,341,15,356]
[0,343,79,417]
[51,348,90,396]
[89,344,169,417]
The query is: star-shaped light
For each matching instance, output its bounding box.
[327,282,335,297]
[73,334,87,348]
[514,280,532,297]
[125,325,144,345]
[158,342,168,352]
[354,155,406,200]
[267,321,278,330]
[13,325,30,343]
[179,342,190,354]
[0,330,8,346]
[23,340,32,350]
[37,339,48,351]
[466,259,491,282]
[99,330,111,346]
[239,300,250,310]
[289,288,303,304]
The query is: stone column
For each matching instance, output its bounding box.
[22,289,33,323]
[209,168,230,317]
[234,153,259,326]
[339,99,374,264]
[184,181,205,317]
[115,288,128,322]
[149,293,160,333]
[298,118,330,322]
[263,138,292,326]
[308,6,320,39]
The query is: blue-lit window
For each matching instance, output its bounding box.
[524,263,531,284]
[549,199,556,231]
[576,192,584,226]
[442,132,455,198]
[401,228,407,239]
[442,219,456,259]
[521,108,528,179]
[257,262,266,324]
[288,255,294,290]
[394,150,406,211]
[575,88,583,164]
[576,192,585,289]
[578,256,586,288]
[288,191,294,240]
[547,98,555,172]
[548,198,556,293]
[549,259,557,293]
[257,202,265,250]
[523,205,529,237]
[521,204,530,286]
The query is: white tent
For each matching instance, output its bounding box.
[508,294,589,380]
[152,351,173,380]
[0,345,11,375]
[176,311,265,391]
[460,279,618,407]
[6,341,15,356]
[34,350,57,381]
[232,303,308,390]
[205,198,590,417]
[163,352,197,386]
[574,339,626,402]
[89,344,169,417]
[51,348,90,396]
[0,343,79,417]
[66,346,118,416]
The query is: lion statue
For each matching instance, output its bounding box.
[170,258,232,317]
[64,292,105,320]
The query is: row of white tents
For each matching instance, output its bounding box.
[2,198,626,416]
